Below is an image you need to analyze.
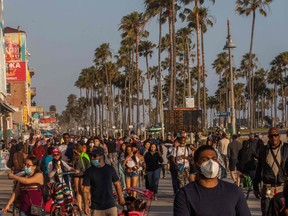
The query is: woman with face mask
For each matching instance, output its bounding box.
[174,145,251,216]
[2,156,45,216]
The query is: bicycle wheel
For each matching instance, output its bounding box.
[71,204,82,216]
[50,203,61,216]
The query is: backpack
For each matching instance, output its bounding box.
[237,140,257,174]
[80,152,90,171]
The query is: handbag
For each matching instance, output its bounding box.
[177,163,185,172]
[30,205,44,216]
[26,189,44,216]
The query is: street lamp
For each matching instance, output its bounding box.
[223,18,236,135]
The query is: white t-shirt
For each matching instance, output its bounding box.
[48,160,72,183]
[58,144,69,162]
[125,155,140,168]
[219,138,230,156]
[173,146,192,168]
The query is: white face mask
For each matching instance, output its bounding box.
[200,159,219,179]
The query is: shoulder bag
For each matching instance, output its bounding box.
[27,189,44,216]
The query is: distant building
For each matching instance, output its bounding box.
[4,26,36,136]
[0,2,15,142]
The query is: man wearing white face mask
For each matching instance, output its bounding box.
[174,145,251,216]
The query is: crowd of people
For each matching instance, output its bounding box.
[0,127,288,216]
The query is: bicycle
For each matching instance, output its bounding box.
[49,171,82,216]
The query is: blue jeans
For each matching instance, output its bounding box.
[146,168,161,194]
[118,162,126,189]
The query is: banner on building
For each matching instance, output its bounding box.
[6,61,26,81]
[23,105,28,124]
[5,32,27,81]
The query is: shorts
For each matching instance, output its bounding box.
[91,207,117,216]
[229,159,238,171]
[125,171,138,179]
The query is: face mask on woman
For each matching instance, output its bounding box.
[200,159,219,179]
[24,167,32,175]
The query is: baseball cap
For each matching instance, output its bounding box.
[92,147,104,156]
[52,148,61,155]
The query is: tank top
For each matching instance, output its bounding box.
[19,182,44,213]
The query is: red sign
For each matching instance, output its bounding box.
[39,118,57,124]
[6,61,26,81]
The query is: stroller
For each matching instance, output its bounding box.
[118,187,154,216]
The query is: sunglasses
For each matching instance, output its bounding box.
[269,134,279,138]
[53,154,60,156]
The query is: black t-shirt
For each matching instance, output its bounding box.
[83,164,119,210]
[174,180,251,216]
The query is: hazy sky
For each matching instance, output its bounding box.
[4,0,288,113]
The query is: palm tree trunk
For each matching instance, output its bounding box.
[146,55,152,126]
[168,5,174,110]
[101,85,105,136]
[95,90,99,135]
[195,0,201,110]
[248,10,256,131]
[172,0,177,108]
[157,9,163,124]
[136,33,140,135]
[183,48,187,107]
[274,84,277,126]
[281,84,285,126]
[201,28,207,130]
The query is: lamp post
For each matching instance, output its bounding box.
[223,18,236,134]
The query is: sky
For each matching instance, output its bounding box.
[4,0,288,113]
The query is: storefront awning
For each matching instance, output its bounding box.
[0,100,15,113]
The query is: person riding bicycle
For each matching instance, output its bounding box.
[48,148,76,214]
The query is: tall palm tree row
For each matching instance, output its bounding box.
[58,0,288,135]
[235,0,273,131]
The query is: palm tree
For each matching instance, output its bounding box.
[175,27,193,106]
[139,40,156,126]
[270,51,288,126]
[235,53,258,127]
[94,43,112,133]
[119,11,148,134]
[235,0,273,131]
[212,52,229,114]
[180,0,215,110]
[198,7,215,129]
